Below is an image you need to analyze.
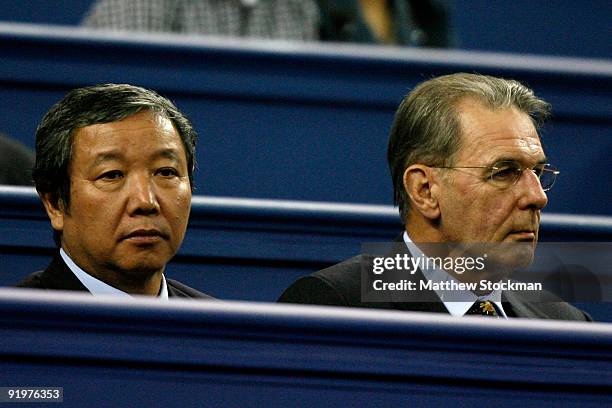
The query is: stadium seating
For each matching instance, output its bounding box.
[1,23,610,215]
[2,185,611,319]
[0,18,610,405]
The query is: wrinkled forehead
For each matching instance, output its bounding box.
[454,98,544,164]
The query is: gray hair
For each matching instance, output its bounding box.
[387,72,551,223]
[33,83,197,244]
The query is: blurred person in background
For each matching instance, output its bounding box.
[317,0,454,47]
[82,0,319,41]
[0,133,35,186]
[82,0,454,47]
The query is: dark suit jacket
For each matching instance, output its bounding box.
[17,254,214,299]
[279,250,591,321]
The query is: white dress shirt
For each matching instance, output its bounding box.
[60,248,169,299]
[402,232,507,318]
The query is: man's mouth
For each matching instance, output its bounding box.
[121,229,167,243]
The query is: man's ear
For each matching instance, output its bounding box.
[402,164,441,220]
[39,192,65,232]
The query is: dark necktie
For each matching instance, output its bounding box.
[466,300,500,317]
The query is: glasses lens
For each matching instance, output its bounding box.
[490,161,521,185]
[539,165,558,191]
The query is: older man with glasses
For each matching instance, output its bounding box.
[279,72,590,321]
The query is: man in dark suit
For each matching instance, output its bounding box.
[17,84,212,299]
[279,73,590,320]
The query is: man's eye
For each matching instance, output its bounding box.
[532,165,545,177]
[491,167,519,181]
[98,170,123,180]
[156,167,178,177]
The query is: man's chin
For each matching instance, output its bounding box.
[485,241,536,272]
[113,246,174,270]
[109,256,169,279]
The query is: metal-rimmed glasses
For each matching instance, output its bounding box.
[430,160,560,191]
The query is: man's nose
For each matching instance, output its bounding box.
[517,169,548,210]
[127,174,160,215]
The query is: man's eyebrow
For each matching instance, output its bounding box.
[489,156,548,166]
[155,148,183,162]
[89,149,184,167]
[91,151,125,166]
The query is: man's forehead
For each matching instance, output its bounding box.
[79,111,176,137]
[70,112,185,163]
[73,112,179,145]
[89,147,183,164]
[454,98,544,163]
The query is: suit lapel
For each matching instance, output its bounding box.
[39,254,89,292]
[502,290,548,318]
[166,281,187,298]
[386,236,449,314]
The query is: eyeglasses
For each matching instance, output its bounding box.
[431,160,560,191]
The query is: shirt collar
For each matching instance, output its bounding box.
[60,248,168,299]
[402,232,506,318]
